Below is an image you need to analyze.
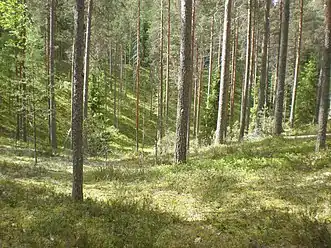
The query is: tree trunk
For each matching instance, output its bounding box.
[72,0,85,201]
[215,0,232,144]
[158,0,164,157]
[273,0,290,135]
[256,0,270,133]
[136,0,141,152]
[239,0,252,141]
[272,0,283,113]
[33,71,37,165]
[245,0,256,134]
[289,0,303,128]
[316,0,331,151]
[230,15,238,128]
[165,0,171,129]
[193,45,199,137]
[196,57,204,140]
[207,15,214,105]
[186,0,196,151]
[114,46,117,128]
[83,0,93,120]
[175,0,193,164]
[119,44,123,130]
[49,0,57,153]
[315,66,323,123]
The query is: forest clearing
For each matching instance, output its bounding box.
[1,0,331,247]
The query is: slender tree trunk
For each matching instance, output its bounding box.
[119,45,123,130]
[16,60,21,142]
[33,72,37,165]
[49,0,57,153]
[315,66,323,123]
[21,0,27,143]
[274,0,290,135]
[114,46,117,128]
[136,0,141,152]
[175,0,193,164]
[215,0,232,144]
[273,0,283,112]
[165,0,171,129]
[230,16,238,128]
[207,15,214,105]
[72,0,85,201]
[158,0,164,158]
[186,0,196,151]
[246,0,257,134]
[193,45,199,137]
[196,57,204,140]
[256,0,270,133]
[239,0,252,141]
[83,0,93,120]
[289,0,303,128]
[316,0,331,151]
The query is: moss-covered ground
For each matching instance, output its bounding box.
[1,137,331,247]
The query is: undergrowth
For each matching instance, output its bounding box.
[1,137,331,247]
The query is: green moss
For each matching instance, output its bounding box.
[1,138,331,247]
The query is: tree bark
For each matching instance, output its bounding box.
[83,0,93,120]
[272,0,283,113]
[193,45,199,137]
[136,0,141,152]
[273,0,290,135]
[289,0,303,128]
[230,15,238,128]
[239,0,252,141]
[215,0,232,144]
[175,0,192,164]
[196,57,204,140]
[157,0,164,157]
[186,0,196,151]
[256,0,270,133]
[49,0,57,152]
[207,15,214,105]
[315,67,323,123]
[316,0,331,151]
[72,0,85,201]
[165,0,171,129]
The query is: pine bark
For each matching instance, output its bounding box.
[289,0,303,127]
[316,0,331,151]
[165,0,171,128]
[72,0,85,201]
[186,0,196,151]
[83,0,93,120]
[49,0,57,152]
[136,0,141,152]
[215,0,232,144]
[230,16,238,127]
[239,0,252,141]
[175,0,192,163]
[158,0,164,156]
[274,0,290,135]
[256,0,270,132]
[207,15,214,104]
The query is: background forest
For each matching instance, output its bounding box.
[1,0,331,247]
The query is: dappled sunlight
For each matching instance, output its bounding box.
[1,137,331,247]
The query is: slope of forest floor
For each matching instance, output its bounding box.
[1,137,331,247]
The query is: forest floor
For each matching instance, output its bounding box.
[1,137,331,247]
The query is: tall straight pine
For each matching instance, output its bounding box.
[175,0,193,163]
[316,0,331,151]
[72,0,85,201]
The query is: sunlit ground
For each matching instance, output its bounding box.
[1,137,331,247]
